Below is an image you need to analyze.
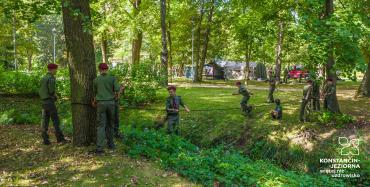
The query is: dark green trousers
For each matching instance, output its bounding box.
[299,99,309,122]
[312,96,320,111]
[268,86,275,103]
[324,96,334,112]
[240,96,251,115]
[41,101,65,143]
[167,114,180,135]
[96,101,115,151]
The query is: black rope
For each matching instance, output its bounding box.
[71,102,91,106]
[124,107,242,112]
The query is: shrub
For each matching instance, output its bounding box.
[111,61,162,106]
[316,111,355,128]
[122,128,346,187]
[0,109,38,125]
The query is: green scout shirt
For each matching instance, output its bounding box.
[324,84,335,98]
[166,96,185,115]
[303,85,312,100]
[93,73,120,101]
[269,76,276,87]
[238,85,250,98]
[39,72,57,102]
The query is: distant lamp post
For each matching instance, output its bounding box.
[52,27,56,64]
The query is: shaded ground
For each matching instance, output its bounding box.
[0,125,198,186]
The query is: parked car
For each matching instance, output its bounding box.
[288,65,309,79]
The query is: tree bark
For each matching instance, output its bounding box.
[160,0,168,86]
[198,0,215,82]
[61,0,97,146]
[324,0,340,113]
[101,31,108,64]
[167,0,173,83]
[131,0,142,64]
[193,1,205,82]
[355,61,370,98]
[274,20,284,82]
[244,42,252,84]
[27,52,32,71]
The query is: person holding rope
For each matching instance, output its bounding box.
[165,85,190,135]
[91,63,120,155]
[233,81,253,117]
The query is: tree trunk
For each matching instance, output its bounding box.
[274,20,284,83]
[61,0,97,146]
[324,0,340,113]
[101,31,108,64]
[193,1,205,82]
[160,0,168,86]
[244,42,252,84]
[27,52,32,71]
[167,0,173,83]
[355,60,370,98]
[131,0,142,64]
[198,0,215,82]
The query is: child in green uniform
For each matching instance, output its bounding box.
[233,82,253,116]
[271,99,282,120]
[165,86,190,135]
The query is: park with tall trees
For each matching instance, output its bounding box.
[0,0,368,186]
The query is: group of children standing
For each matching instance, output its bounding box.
[39,63,337,155]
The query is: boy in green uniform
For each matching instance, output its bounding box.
[299,80,313,122]
[39,63,68,145]
[271,99,282,120]
[92,63,120,155]
[165,85,190,135]
[323,78,336,112]
[233,82,253,116]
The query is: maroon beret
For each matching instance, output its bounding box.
[47,63,58,70]
[167,85,176,91]
[98,63,109,70]
[326,78,333,82]
[235,81,242,85]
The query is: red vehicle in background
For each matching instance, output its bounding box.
[288,65,309,79]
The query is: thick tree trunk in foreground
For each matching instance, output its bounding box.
[160,0,168,86]
[274,20,284,82]
[61,0,97,146]
[198,0,215,82]
[355,62,370,98]
[324,0,340,113]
